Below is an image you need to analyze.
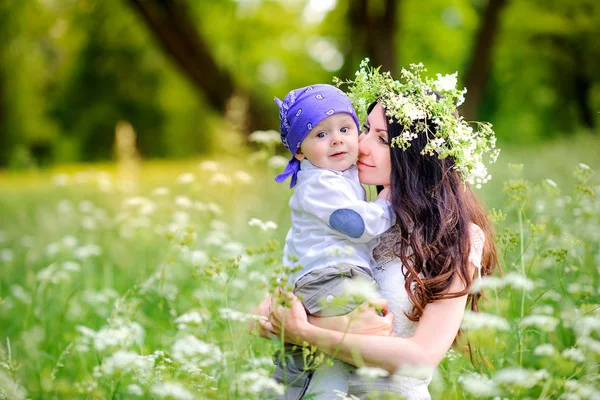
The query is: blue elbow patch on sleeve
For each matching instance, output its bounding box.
[329,209,365,239]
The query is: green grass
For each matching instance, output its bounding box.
[0,135,599,399]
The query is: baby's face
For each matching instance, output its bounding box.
[294,113,359,172]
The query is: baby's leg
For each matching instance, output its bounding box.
[304,359,354,399]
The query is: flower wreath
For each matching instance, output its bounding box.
[334,59,500,187]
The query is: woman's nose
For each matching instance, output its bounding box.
[358,135,370,155]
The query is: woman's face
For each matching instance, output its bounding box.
[357,103,392,187]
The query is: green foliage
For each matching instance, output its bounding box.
[0,137,599,398]
[0,0,599,167]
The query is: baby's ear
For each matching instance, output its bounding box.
[294,149,305,161]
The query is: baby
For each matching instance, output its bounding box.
[272,84,395,399]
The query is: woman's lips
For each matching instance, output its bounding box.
[357,160,374,168]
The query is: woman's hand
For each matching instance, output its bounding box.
[259,289,311,346]
[307,298,395,336]
[250,295,272,338]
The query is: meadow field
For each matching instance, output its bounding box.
[0,132,599,399]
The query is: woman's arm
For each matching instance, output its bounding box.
[252,296,395,337]
[262,272,470,375]
[307,298,395,336]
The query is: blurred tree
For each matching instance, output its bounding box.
[52,0,166,161]
[462,0,509,121]
[126,0,272,133]
[341,0,399,78]
[529,0,599,131]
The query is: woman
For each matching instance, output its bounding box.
[258,61,499,399]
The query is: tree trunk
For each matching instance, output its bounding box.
[573,53,594,130]
[342,0,398,79]
[0,72,5,166]
[126,0,271,132]
[462,0,508,121]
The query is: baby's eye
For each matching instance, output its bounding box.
[316,132,326,138]
[340,127,348,133]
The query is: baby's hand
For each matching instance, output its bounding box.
[378,187,391,201]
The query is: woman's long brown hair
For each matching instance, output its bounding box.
[372,102,498,321]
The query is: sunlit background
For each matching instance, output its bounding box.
[0,1,599,399]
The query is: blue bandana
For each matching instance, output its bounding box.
[274,84,360,188]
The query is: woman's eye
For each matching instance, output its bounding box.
[340,127,348,133]
[378,135,389,145]
[316,132,326,138]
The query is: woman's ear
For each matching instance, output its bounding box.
[294,149,305,161]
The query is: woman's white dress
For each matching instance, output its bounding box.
[351,223,485,400]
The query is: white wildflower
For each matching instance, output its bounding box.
[458,372,498,397]
[356,366,389,379]
[198,160,219,172]
[431,137,445,148]
[52,173,70,186]
[151,382,194,400]
[190,250,208,266]
[176,173,195,184]
[249,130,281,145]
[207,202,222,215]
[469,276,504,293]
[0,369,28,400]
[78,200,94,213]
[521,314,559,332]
[342,277,380,303]
[0,248,14,263]
[10,285,31,304]
[175,196,193,209]
[531,305,555,315]
[433,72,458,92]
[461,311,510,331]
[77,321,145,352]
[393,364,433,380]
[219,308,251,322]
[564,379,600,399]
[268,155,288,169]
[533,343,556,357]
[334,389,360,399]
[562,347,586,363]
[234,170,254,184]
[152,187,170,196]
[209,173,232,185]
[81,216,97,231]
[573,315,600,338]
[128,384,144,396]
[171,335,223,367]
[222,241,245,257]
[37,263,75,284]
[175,311,204,330]
[74,244,102,259]
[503,272,535,291]
[493,367,548,389]
[545,179,558,188]
[238,369,285,395]
[579,163,591,170]
[248,218,278,231]
[62,235,78,247]
[578,337,600,354]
